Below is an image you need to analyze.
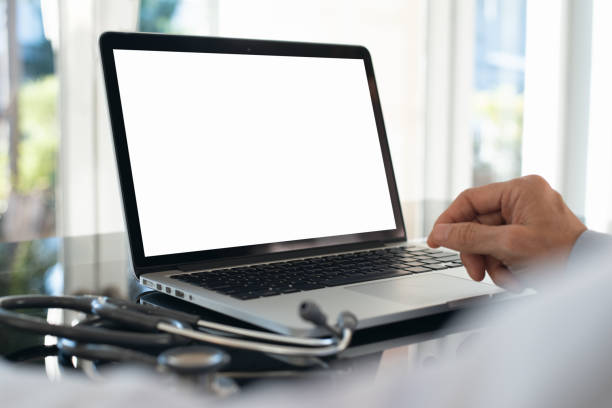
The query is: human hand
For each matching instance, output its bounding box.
[427,175,586,291]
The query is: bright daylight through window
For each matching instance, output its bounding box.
[472,0,526,186]
[0,0,57,242]
[0,0,529,243]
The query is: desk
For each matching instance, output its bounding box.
[0,200,489,385]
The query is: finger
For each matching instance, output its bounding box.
[476,211,504,226]
[460,253,486,281]
[428,211,504,248]
[428,222,517,260]
[484,256,522,292]
[433,181,512,226]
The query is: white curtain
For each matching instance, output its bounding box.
[521,0,612,233]
[585,0,612,233]
[54,0,139,238]
[521,0,592,219]
[423,0,475,203]
[420,0,475,238]
[44,0,139,294]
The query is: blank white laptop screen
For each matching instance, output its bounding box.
[113,49,396,257]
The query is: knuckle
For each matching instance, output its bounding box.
[462,186,476,196]
[499,228,521,255]
[455,223,476,246]
[552,190,564,203]
[457,187,476,203]
[500,232,515,251]
[455,190,468,205]
[523,174,549,189]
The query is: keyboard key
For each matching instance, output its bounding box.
[430,252,456,258]
[280,288,301,294]
[206,284,234,290]
[404,247,426,252]
[424,263,448,270]
[398,257,417,262]
[253,290,281,297]
[437,256,461,262]
[323,275,370,287]
[234,293,261,300]
[292,282,326,290]
[406,266,432,273]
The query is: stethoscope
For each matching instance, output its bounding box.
[0,295,357,374]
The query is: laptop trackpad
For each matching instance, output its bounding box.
[346,273,494,307]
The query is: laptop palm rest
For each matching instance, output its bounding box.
[346,274,495,307]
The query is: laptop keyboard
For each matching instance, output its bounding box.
[170,246,462,300]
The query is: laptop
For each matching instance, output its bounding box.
[99,32,501,336]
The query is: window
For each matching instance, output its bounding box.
[0,0,57,242]
[472,0,526,187]
[139,0,217,35]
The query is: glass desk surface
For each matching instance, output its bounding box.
[0,200,489,381]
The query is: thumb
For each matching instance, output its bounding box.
[428,222,512,258]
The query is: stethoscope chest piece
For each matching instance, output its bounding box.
[157,346,230,375]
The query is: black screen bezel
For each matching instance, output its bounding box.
[99,32,406,276]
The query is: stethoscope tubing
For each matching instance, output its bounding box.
[0,295,352,357]
[0,306,180,347]
[159,322,352,357]
[195,320,335,347]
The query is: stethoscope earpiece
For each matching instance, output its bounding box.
[299,301,328,327]
[300,301,357,337]
[336,311,358,331]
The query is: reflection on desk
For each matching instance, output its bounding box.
[0,200,464,383]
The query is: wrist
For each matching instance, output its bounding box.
[566,230,612,274]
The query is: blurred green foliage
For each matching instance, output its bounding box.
[0,75,58,201]
[0,148,7,203]
[0,239,57,296]
[139,0,180,33]
[16,75,58,193]
[0,238,58,355]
